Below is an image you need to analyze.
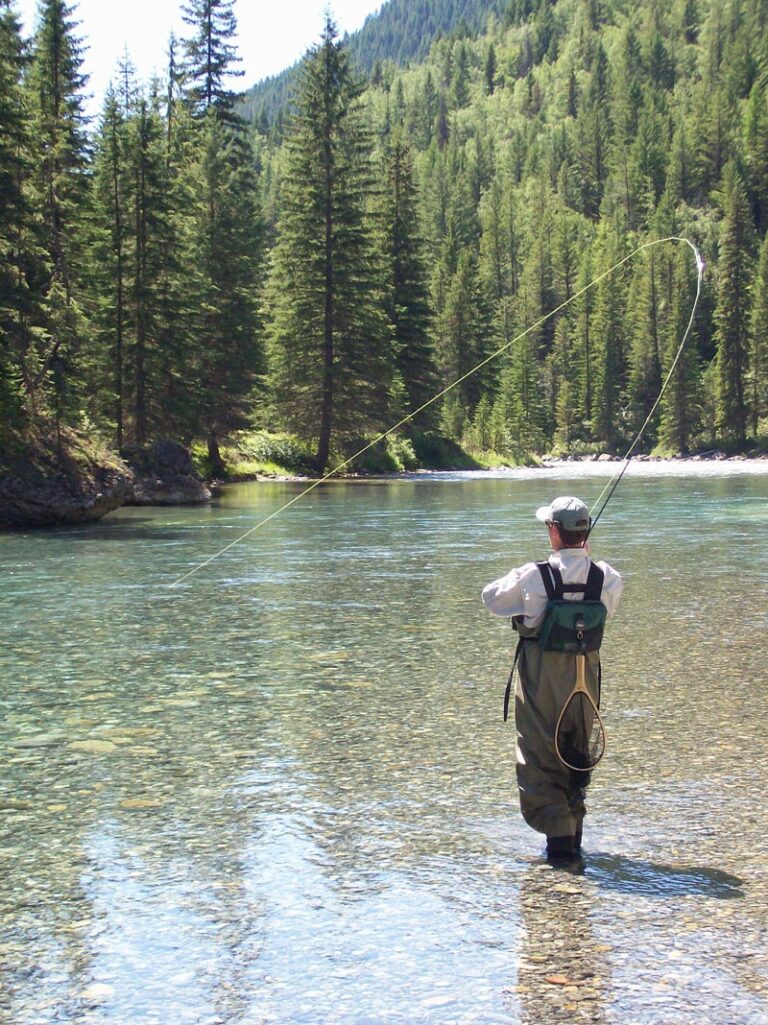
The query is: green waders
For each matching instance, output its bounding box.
[513,621,601,839]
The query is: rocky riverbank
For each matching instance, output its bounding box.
[121,440,211,507]
[0,435,211,529]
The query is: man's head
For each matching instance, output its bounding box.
[535,496,591,549]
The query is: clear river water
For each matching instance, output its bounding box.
[2,462,767,1025]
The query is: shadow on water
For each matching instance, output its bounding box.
[585,853,744,898]
[23,520,193,543]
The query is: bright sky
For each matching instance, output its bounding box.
[15,0,384,113]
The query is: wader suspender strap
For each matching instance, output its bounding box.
[503,635,525,723]
[537,559,604,601]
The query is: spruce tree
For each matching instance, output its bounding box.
[432,249,490,424]
[182,0,263,471]
[578,42,611,217]
[89,87,129,446]
[0,0,41,438]
[127,92,178,444]
[382,133,437,429]
[743,79,768,233]
[657,246,701,454]
[590,220,630,451]
[551,318,579,452]
[748,234,768,438]
[181,0,242,119]
[626,241,666,442]
[714,163,754,447]
[191,109,264,467]
[268,19,391,472]
[25,0,89,436]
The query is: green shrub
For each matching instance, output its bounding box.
[411,433,482,469]
[232,432,314,473]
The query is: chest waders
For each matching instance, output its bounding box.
[503,560,607,840]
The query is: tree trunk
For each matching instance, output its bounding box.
[207,432,226,478]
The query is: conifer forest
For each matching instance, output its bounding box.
[2,0,768,475]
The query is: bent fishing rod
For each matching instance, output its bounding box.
[170,235,703,587]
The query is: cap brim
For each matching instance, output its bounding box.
[535,505,552,523]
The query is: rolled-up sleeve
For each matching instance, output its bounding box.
[481,561,536,617]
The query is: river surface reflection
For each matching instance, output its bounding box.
[2,464,767,1024]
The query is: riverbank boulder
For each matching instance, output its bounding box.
[122,440,211,506]
[0,434,132,529]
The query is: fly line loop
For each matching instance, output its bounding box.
[170,235,703,587]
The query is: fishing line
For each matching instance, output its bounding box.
[588,236,704,534]
[170,235,702,587]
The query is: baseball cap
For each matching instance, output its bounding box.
[535,496,591,531]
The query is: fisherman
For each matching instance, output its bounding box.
[482,496,623,864]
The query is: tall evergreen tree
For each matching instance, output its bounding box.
[191,109,264,465]
[382,133,437,428]
[89,87,129,446]
[25,0,89,434]
[0,0,41,437]
[433,249,490,423]
[714,163,753,447]
[743,78,768,232]
[657,246,701,454]
[182,0,263,470]
[748,233,768,438]
[268,19,391,472]
[590,220,630,450]
[181,0,242,118]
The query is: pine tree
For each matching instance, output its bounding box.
[127,92,180,444]
[714,163,754,447]
[432,249,490,424]
[382,133,437,429]
[0,0,42,438]
[268,19,391,472]
[551,318,579,452]
[657,246,701,454]
[181,0,242,119]
[498,278,547,456]
[743,79,768,232]
[182,0,263,470]
[484,42,497,95]
[25,0,89,436]
[577,42,611,217]
[590,219,630,450]
[89,87,129,446]
[748,233,768,438]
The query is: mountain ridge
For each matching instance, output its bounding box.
[240,0,510,125]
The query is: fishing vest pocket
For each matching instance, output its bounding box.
[537,599,606,652]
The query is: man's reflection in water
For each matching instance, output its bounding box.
[513,864,608,1025]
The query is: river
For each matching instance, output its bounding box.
[1,462,767,1024]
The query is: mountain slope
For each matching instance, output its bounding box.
[240,0,509,125]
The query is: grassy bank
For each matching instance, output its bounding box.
[191,430,535,480]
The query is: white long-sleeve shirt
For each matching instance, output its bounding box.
[482,546,623,629]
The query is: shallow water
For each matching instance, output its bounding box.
[1,464,767,1024]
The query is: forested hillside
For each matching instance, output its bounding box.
[241,0,510,126]
[2,0,767,480]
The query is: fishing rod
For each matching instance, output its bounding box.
[587,237,704,536]
[170,235,703,587]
